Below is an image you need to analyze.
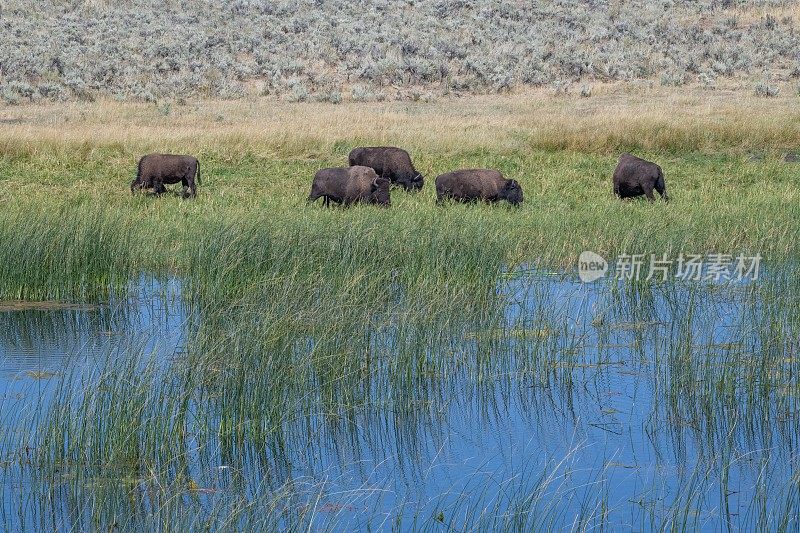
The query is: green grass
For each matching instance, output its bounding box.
[1,95,800,531]
[0,143,797,301]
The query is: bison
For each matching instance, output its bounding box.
[612,153,668,202]
[131,154,200,198]
[308,166,391,207]
[348,147,424,191]
[435,169,523,206]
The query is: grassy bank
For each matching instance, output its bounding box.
[2,90,800,530]
[0,89,798,299]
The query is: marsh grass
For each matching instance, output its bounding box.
[1,91,800,530]
[0,113,798,301]
[0,203,135,301]
[5,268,800,530]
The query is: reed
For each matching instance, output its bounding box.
[1,90,799,530]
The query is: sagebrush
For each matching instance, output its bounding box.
[1,0,799,103]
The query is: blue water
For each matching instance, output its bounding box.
[273,273,789,530]
[0,276,187,417]
[0,272,796,530]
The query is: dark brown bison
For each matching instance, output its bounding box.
[348,147,423,191]
[131,154,200,198]
[308,166,391,207]
[435,169,523,206]
[612,153,668,202]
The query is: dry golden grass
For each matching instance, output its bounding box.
[0,85,798,157]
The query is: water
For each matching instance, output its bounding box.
[0,275,186,386]
[1,272,797,530]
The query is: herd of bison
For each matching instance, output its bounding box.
[130,147,669,205]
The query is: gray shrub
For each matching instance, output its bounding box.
[0,0,798,102]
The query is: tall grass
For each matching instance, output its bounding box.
[3,88,800,156]
[0,143,797,300]
[1,92,799,530]
[6,266,800,530]
[0,202,134,300]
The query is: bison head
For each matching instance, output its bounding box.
[131,175,154,193]
[370,177,391,206]
[502,179,523,206]
[130,176,148,193]
[397,172,424,192]
[410,172,424,191]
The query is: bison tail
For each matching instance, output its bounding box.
[656,168,668,201]
[196,160,201,185]
[132,157,143,193]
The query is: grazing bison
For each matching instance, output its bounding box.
[131,154,200,198]
[612,153,668,202]
[308,166,391,207]
[348,147,424,191]
[435,169,523,206]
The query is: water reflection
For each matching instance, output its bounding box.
[0,276,187,399]
[3,270,800,530]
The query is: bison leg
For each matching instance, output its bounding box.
[153,178,167,195]
[182,175,197,198]
[641,182,656,202]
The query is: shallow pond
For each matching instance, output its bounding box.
[1,271,798,531]
[0,276,186,393]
